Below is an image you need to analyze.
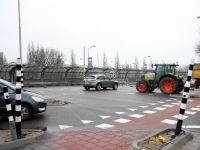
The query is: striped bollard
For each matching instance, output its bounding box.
[15,58,22,139]
[3,87,17,140]
[175,59,194,136]
[21,67,23,89]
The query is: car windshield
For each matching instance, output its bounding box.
[86,76,95,79]
[0,79,16,89]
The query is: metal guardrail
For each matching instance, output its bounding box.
[0,65,188,86]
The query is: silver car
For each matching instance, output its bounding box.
[82,74,118,90]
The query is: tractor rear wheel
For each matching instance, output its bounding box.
[136,80,148,93]
[159,77,177,94]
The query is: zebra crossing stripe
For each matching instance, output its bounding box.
[95,124,114,129]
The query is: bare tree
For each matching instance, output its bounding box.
[149,58,153,70]
[27,42,65,66]
[103,51,108,68]
[194,28,200,61]
[70,49,76,67]
[134,56,139,70]
[115,51,120,70]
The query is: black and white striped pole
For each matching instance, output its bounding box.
[175,59,194,136]
[3,87,17,140]
[21,67,23,89]
[15,58,22,139]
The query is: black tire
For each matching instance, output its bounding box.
[136,80,148,93]
[21,104,32,121]
[159,77,177,94]
[113,83,118,90]
[96,83,102,91]
[84,87,90,90]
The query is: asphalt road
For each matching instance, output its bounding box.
[0,85,200,137]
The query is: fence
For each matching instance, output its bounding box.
[0,65,188,86]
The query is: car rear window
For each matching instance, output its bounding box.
[86,76,95,79]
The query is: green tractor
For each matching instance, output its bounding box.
[136,64,184,94]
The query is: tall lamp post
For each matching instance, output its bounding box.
[88,45,95,68]
[143,56,150,69]
[18,0,22,63]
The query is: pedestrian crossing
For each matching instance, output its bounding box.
[58,99,200,130]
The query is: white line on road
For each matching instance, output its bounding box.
[182,125,200,128]
[114,118,131,123]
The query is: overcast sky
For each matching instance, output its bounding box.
[1,0,200,68]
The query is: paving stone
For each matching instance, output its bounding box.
[188,142,200,147]
[181,145,199,150]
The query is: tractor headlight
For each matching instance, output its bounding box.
[32,96,45,102]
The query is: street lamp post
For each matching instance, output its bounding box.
[88,45,95,68]
[18,0,22,63]
[143,56,150,70]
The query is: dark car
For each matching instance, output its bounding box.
[0,79,47,121]
[82,74,118,90]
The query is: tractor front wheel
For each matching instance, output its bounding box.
[159,77,177,94]
[136,81,148,93]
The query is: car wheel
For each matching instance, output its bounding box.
[113,83,118,90]
[84,87,90,90]
[21,104,32,121]
[96,83,102,91]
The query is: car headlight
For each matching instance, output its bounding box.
[32,96,45,102]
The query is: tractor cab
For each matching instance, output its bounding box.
[154,64,179,82]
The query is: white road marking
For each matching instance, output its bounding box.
[172,115,188,119]
[149,103,157,105]
[191,108,200,111]
[157,101,164,103]
[114,118,131,123]
[81,120,93,124]
[196,105,200,107]
[185,111,196,115]
[153,107,166,110]
[188,99,193,101]
[59,125,73,129]
[182,125,200,128]
[129,114,144,118]
[140,106,148,108]
[162,104,174,107]
[128,108,137,111]
[171,103,180,105]
[99,116,111,119]
[161,119,177,125]
[95,123,114,129]
[115,112,125,115]
[143,110,156,114]
[166,100,172,101]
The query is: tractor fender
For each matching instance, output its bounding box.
[158,74,178,84]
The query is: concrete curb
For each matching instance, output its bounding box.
[0,129,45,150]
[128,128,193,150]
